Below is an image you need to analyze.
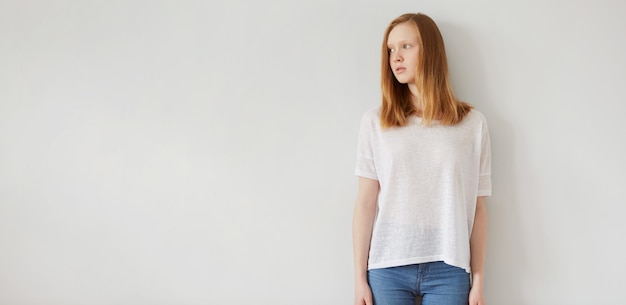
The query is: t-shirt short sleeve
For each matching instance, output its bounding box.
[355,111,378,180]
[477,115,492,196]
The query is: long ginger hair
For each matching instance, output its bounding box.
[380,13,472,128]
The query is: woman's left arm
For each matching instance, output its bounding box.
[469,196,488,305]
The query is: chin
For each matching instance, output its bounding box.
[395,77,413,84]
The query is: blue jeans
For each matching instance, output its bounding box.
[367,261,470,305]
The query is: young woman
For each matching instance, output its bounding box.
[353,13,491,305]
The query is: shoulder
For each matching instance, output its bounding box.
[462,109,491,140]
[359,106,382,126]
[362,106,381,120]
[461,109,488,127]
[467,108,487,121]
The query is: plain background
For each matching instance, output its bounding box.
[1,0,625,304]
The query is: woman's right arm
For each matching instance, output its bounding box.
[352,177,380,305]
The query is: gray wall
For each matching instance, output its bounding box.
[1,0,625,304]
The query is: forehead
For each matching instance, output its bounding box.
[387,22,418,45]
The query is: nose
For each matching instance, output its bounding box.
[392,52,403,62]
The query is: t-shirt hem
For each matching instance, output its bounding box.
[368,256,471,273]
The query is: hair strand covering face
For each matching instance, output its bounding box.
[380,13,472,128]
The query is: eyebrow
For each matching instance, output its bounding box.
[386,40,414,48]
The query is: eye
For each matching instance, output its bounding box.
[388,48,395,53]
[403,44,411,49]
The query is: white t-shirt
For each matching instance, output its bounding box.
[355,107,492,273]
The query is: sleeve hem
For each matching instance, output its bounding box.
[477,190,492,197]
[355,171,378,180]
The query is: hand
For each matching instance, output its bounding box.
[469,284,484,305]
[354,282,373,305]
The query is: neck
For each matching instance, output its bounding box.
[408,83,423,112]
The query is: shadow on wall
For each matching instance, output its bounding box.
[439,20,531,304]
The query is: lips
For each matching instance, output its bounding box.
[395,67,406,73]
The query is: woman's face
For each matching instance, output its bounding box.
[387,22,420,84]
